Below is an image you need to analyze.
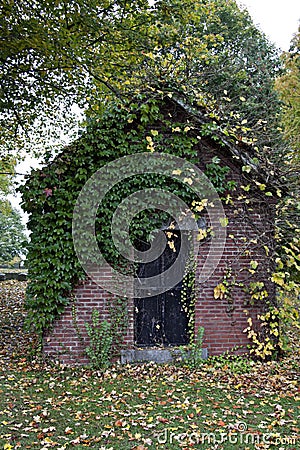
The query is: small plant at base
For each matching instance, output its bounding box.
[180,326,205,369]
[206,353,254,374]
[85,310,113,369]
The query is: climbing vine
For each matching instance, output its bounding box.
[180,234,198,342]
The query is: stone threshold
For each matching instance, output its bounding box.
[120,347,208,364]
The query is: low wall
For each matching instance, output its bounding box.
[0,272,27,281]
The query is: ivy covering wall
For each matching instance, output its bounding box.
[20,98,231,333]
[20,95,299,359]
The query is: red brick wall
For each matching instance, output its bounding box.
[195,223,270,355]
[43,203,274,363]
[43,271,134,365]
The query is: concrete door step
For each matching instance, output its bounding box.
[120,347,208,364]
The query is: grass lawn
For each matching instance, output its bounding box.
[0,359,299,449]
[0,281,299,449]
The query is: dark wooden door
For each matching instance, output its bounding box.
[134,232,190,347]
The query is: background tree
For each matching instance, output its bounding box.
[275,28,300,284]
[0,159,27,265]
[0,157,15,198]
[0,202,27,265]
[275,28,300,157]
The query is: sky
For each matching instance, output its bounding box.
[237,0,299,51]
[9,0,300,223]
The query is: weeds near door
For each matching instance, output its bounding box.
[180,326,205,369]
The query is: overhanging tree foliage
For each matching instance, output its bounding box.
[0,0,149,156]
[1,0,282,158]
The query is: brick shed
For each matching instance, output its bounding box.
[31,97,277,365]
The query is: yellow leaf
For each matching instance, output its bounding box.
[4,444,13,450]
[250,260,259,270]
[183,177,193,185]
[172,169,182,176]
[214,283,227,299]
[197,229,207,241]
[241,184,251,191]
[242,165,251,173]
[167,240,176,252]
[271,273,285,286]
[194,198,208,212]
[219,217,228,227]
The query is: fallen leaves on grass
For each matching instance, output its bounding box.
[0,360,299,449]
[0,281,38,368]
[0,281,299,449]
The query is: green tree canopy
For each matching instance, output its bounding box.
[1,0,282,158]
